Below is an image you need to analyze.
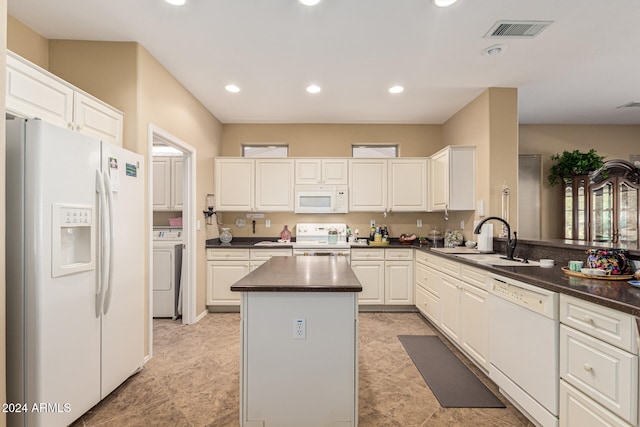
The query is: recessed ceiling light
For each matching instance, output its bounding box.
[433,0,459,7]
[299,0,321,5]
[306,84,321,94]
[482,44,507,56]
[225,84,241,93]
[165,0,186,6]
[389,85,404,94]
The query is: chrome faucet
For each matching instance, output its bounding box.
[473,216,517,260]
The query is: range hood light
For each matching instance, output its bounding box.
[433,0,459,7]
[165,0,186,6]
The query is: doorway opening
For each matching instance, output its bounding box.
[147,124,197,357]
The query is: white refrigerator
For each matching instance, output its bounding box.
[6,119,145,426]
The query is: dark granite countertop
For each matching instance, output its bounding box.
[230,256,363,293]
[205,237,420,249]
[421,247,640,317]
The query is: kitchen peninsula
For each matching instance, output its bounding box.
[231,256,362,427]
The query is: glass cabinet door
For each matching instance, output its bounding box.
[563,176,589,240]
[617,180,639,245]
[590,180,614,242]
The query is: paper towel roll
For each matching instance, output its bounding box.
[477,223,493,253]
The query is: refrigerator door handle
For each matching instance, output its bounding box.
[102,171,116,315]
[96,170,109,318]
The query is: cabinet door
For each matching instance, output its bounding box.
[429,150,449,211]
[459,283,489,370]
[171,157,184,210]
[322,159,349,185]
[215,159,254,211]
[206,261,250,305]
[255,159,295,211]
[6,53,74,128]
[439,275,460,342]
[415,284,440,325]
[73,92,124,146]
[153,248,174,317]
[388,159,428,211]
[295,159,322,184]
[152,158,171,211]
[384,261,413,305]
[351,261,385,305]
[349,159,387,212]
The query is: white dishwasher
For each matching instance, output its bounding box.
[488,274,559,427]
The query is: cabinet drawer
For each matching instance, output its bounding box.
[415,249,429,265]
[415,262,440,296]
[560,294,637,353]
[436,256,460,277]
[250,249,292,260]
[385,248,413,261]
[206,248,250,261]
[560,381,631,427]
[460,264,488,290]
[560,325,638,425]
[351,248,385,261]
[415,284,440,325]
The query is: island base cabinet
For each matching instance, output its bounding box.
[240,292,358,427]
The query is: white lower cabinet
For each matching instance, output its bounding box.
[351,248,413,306]
[414,250,489,372]
[206,248,291,306]
[414,251,441,325]
[559,294,639,427]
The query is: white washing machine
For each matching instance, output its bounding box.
[153,228,183,318]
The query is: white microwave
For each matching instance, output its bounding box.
[294,185,348,214]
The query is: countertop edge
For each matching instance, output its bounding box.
[422,248,640,317]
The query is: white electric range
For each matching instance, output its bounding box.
[292,223,350,258]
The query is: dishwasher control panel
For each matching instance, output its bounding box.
[490,275,558,319]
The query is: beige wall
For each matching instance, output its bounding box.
[520,124,640,239]
[1,3,8,426]
[441,88,519,237]
[222,123,441,157]
[137,45,223,316]
[7,15,47,69]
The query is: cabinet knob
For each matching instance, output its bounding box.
[584,315,594,324]
[583,363,593,372]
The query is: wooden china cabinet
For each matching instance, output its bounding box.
[564,160,640,244]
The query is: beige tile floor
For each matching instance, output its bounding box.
[72,312,534,427]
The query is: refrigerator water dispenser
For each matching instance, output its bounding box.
[52,204,96,277]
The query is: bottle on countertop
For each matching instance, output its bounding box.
[374,227,382,243]
[280,225,291,242]
[370,225,376,241]
[382,225,389,242]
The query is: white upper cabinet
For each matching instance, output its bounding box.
[429,146,475,212]
[215,158,255,211]
[295,159,348,185]
[6,51,124,146]
[388,159,428,212]
[255,159,295,211]
[349,158,428,212]
[215,158,294,212]
[349,159,388,211]
[73,92,123,146]
[153,156,183,211]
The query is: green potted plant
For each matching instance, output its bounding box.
[548,149,606,186]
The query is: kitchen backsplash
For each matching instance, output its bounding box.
[215,210,477,241]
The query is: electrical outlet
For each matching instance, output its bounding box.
[293,319,306,340]
[460,220,465,229]
[417,219,422,228]
[265,219,271,228]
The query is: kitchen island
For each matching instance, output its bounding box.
[231,256,362,427]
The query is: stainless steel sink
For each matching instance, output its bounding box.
[454,253,540,267]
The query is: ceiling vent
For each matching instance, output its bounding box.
[617,101,640,109]
[484,20,553,39]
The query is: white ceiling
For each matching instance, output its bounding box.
[8,0,640,125]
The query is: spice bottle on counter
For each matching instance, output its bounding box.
[280,225,291,241]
